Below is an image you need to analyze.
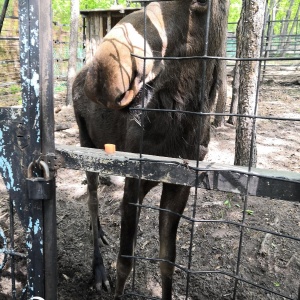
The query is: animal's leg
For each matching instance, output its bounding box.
[86,171,110,292]
[114,178,158,299]
[159,183,190,300]
[74,113,110,290]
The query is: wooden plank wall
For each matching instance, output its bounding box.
[0,16,20,106]
[83,8,140,63]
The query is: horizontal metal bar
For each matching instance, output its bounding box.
[55,144,300,202]
[126,107,300,122]
[0,37,18,40]
[227,19,300,25]
[131,53,300,62]
[0,81,19,86]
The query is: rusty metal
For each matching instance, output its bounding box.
[27,161,54,200]
[0,0,56,299]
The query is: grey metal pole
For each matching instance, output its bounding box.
[39,1,57,299]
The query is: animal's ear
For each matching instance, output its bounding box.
[190,0,208,13]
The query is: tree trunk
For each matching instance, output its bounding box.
[266,0,279,27]
[212,18,228,128]
[262,16,272,80]
[212,60,227,127]
[227,62,240,125]
[262,1,278,79]
[227,16,242,125]
[66,0,79,106]
[278,0,294,56]
[234,0,266,167]
[0,0,9,34]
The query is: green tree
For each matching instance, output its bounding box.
[52,0,130,24]
[228,0,242,32]
[52,0,71,23]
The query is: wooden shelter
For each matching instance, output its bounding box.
[80,6,140,63]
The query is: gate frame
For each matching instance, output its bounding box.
[0,0,57,298]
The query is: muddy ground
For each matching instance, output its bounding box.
[0,76,299,299]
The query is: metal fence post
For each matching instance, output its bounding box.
[39,1,57,299]
[18,0,57,298]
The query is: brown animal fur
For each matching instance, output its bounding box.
[72,0,229,298]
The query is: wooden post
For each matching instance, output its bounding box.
[66,0,79,105]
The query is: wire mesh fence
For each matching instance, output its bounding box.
[227,19,300,81]
[0,0,85,106]
[98,1,299,299]
[53,21,85,95]
[0,1,299,106]
[0,0,299,299]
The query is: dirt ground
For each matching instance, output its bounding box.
[0,76,299,299]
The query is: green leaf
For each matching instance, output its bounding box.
[274,282,280,287]
[245,210,254,216]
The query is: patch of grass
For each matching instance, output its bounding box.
[223,199,232,209]
[17,95,22,105]
[0,84,21,96]
[9,84,21,94]
[55,84,67,93]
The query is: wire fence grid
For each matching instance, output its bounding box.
[0,1,299,300]
[108,2,300,300]
[0,8,299,106]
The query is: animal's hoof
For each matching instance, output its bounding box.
[94,264,111,293]
[103,279,111,293]
[95,280,111,293]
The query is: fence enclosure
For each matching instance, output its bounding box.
[0,1,299,300]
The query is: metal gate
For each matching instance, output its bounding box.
[0,0,57,299]
[0,0,300,299]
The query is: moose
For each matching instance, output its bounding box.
[72,0,229,298]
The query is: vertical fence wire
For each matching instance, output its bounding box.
[9,199,16,299]
[185,1,212,298]
[131,1,149,293]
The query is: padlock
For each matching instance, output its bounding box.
[27,161,53,200]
